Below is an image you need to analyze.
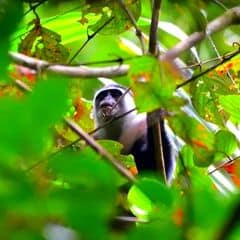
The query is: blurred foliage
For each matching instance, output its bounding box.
[0,0,239,239]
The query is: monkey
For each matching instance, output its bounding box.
[92,84,175,182]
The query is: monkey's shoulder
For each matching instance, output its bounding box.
[119,113,147,153]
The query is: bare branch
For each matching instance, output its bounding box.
[15,79,32,92]
[9,52,129,78]
[68,16,114,64]
[118,0,145,53]
[149,0,162,55]
[161,6,240,61]
[176,46,240,89]
[64,118,136,182]
[49,107,136,159]
[10,7,240,80]
[114,216,147,223]
[147,0,167,183]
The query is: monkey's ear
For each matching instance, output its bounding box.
[98,77,117,85]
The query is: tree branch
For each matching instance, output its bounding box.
[161,6,240,61]
[9,52,129,78]
[64,118,136,183]
[10,7,240,80]
[50,108,137,158]
[147,0,167,183]
[149,0,162,55]
[176,46,240,89]
[118,0,145,53]
[15,79,32,92]
[13,78,136,181]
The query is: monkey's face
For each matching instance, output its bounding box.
[94,89,123,123]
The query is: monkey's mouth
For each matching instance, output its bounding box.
[100,104,116,121]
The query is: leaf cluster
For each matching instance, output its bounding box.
[0,0,240,239]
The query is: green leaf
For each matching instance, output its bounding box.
[129,56,176,112]
[28,75,68,129]
[128,184,152,220]
[98,140,136,168]
[190,173,231,237]
[179,145,195,169]
[84,0,141,34]
[19,22,69,63]
[191,76,226,126]
[219,95,240,122]
[169,114,214,167]
[49,147,118,239]
[127,220,181,240]
[49,146,118,186]
[0,0,23,79]
[0,76,68,159]
[0,0,23,36]
[128,178,175,220]
[0,98,35,158]
[213,130,238,162]
[136,178,174,207]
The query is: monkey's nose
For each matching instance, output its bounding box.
[100,101,114,108]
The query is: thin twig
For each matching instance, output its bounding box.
[114,216,147,223]
[11,7,240,81]
[68,16,114,64]
[176,46,240,89]
[64,118,136,182]
[148,0,162,56]
[180,55,229,69]
[202,10,235,84]
[111,87,131,112]
[118,0,145,53]
[49,108,137,159]
[15,79,32,92]
[208,160,232,175]
[12,78,136,180]
[208,154,240,175]
[24,1,47,16]
[213,0,228,10]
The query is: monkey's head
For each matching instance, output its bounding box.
[92,84,136,126]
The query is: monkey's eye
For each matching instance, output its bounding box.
[95,89,123,102]
[110,89,122,99]
[95,91,108,102]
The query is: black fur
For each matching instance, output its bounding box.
[131,120,174,180]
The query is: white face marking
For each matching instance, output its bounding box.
[93,85,136,127]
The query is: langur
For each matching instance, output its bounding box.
[92,84,175,181]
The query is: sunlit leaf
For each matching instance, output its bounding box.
[169,114,214,167]
[83,0,141,34]
[99,140,136,169]
[219,95,240,122]
[191,76,227,126]
[136,178,174,207]
[213,130,238,162]
[129,56,176,112]
[19,20,69,63]
[178,145,195,170]
[128,184,152,220]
